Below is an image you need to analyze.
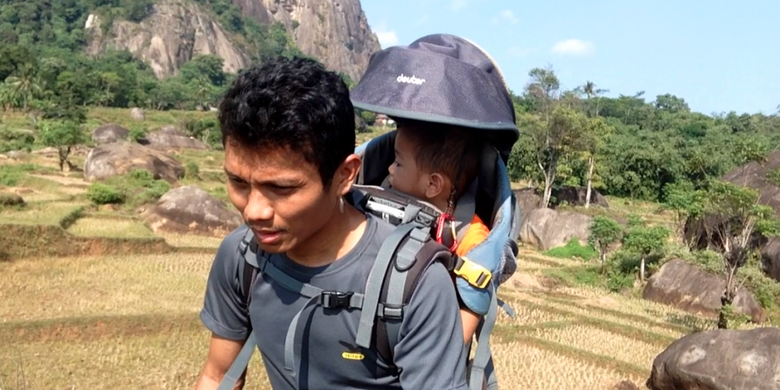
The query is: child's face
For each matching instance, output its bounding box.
[388,129,429,200]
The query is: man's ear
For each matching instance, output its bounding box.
[424,172,447,199]
[334,153,362,196]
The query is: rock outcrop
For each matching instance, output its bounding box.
[92,124,130,144]
[684,150,780,282]
[85,0,252,78]
[85,0,381,82]
[551,186,610,208]
[142,125,208,151]
[643,259,765,323]
[518,208,592,250]
[83,142,185,184]
[142,185,243,237]
[647,327,780,390]
[241,0,382,82]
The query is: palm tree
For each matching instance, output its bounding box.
[4,64,42,111]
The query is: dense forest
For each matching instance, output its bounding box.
[506,66,780,204]
[2,0,780,206]
[0,0,313,118]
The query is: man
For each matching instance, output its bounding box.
[195,56,469,390]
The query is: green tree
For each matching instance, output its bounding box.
[698,181,780,329]
[660,181,705,242]
[588,216,623,273]
[36,120,85,171]
[622,222,669,282]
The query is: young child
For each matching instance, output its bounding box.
[387,117,489,346]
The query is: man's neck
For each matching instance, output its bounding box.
[286,205,368,268]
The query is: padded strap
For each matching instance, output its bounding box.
[356,223,423,349]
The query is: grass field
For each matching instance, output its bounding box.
[0,108,766,389]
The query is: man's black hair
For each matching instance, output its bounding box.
[218,56,355,189]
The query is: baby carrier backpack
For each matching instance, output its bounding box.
[216,34,521,390]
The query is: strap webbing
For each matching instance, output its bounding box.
[355,223,418,349]
[468,284,499,390]
[216,330,258,390]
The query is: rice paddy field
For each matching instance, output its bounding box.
[0,115,742,389]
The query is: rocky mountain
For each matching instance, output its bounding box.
[84,0,381,82]
[231,0,381,82]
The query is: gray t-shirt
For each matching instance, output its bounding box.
[200,213,469,390]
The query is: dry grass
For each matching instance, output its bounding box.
[67,217,156,238]
[0,316,270,390]
[528,324,666,369]
[0,254,213,322]
[160,233,224,249]
[0,201,85,226]
[491,341,644,390]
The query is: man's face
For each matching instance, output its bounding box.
[388,129,428,200]
[223,142,341,257]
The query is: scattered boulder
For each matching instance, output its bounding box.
[6,151,26,159]
[685,150,780,281]
[518,208,592,250]
[551,186,609,208]
[141,185,242,237]
[0,154,7,160]
[0,192,24,207]
[83,141,185,184]
[760,237,780,282]
[130,107,145,120]
[142,125,208,151]
[647,327,780,390]
[643,259,765,323]
[92,124,130,144]
[513,188,542,216]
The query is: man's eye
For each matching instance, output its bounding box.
[229,177,248,186]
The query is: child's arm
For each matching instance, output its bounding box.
[459,307,482,345]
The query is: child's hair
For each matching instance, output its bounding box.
[394,118,484,199]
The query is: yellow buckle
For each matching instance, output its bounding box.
[453,257,492,289]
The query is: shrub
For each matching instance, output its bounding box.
[86,182,125,204]
[544,238,598,261]
[185,162,200,179]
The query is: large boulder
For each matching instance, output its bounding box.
[551,186,609,208]
[647,327,780,390]
[685,150,780,281]
[92,124,130,144]
[513,188,542,217]
[83,142,185,184]
[141,185,243,237]
[643,259,765,323]
[518,208,592,250]
[141,125,208,151]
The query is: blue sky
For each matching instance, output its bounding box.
[359,0,779,116]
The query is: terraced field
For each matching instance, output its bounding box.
[0,148,749,390]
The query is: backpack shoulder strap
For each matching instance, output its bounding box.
[218,228,262,390]
[372,237,457,372]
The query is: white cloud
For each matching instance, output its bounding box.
[550,39,595,56]
[373,21,399,48]
[450,0,467,11]
[498,10,518,24]
[416,14,430,25]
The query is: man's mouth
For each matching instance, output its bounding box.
[253,229,284,245]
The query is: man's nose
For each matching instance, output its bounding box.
[244,190,274,222]
[388,162,396,175]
